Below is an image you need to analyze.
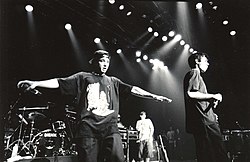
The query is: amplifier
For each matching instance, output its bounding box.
[119,129,139,140]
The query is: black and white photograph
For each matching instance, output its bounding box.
[1,0,249,162]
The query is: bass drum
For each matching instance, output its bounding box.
[33,129,59,157]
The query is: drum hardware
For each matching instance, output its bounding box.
[65,109,77,121]
[51,120,72,156]
[222,129,250,161]
[4,109,47,159]
[19,106,49,111]
[52,121,66,132]
[4,99,76,160]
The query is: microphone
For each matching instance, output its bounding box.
[213,100,219,108]
[27,88,42,95]
[20,83,42,96]
[18,114,28,125]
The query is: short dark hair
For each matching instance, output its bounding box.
[140,111,146,116]
[188,52,209,68]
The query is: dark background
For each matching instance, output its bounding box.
[1,0,250,160]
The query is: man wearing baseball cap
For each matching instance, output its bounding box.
[17,49,172,162]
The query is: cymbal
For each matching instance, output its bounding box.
[28,111,46,121]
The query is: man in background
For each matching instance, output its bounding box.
[136,111,154,162]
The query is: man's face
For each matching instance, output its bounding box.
[97,55,110,74]
[140,113,146,119]
[197,56,209,73]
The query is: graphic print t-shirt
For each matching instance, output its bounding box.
[58,72,132,137]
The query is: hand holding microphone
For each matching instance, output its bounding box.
[17,80,42,96]
[212,93,222,109]
[213,93,222,102]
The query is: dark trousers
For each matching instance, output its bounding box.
[76,133,125,162]
[193,123,229,162]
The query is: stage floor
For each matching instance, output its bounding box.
[7,155,198,162]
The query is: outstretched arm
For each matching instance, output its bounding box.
[17,79,59,91]
[187,91,222,102]
[131,86,172,103]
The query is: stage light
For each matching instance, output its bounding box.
[196,3,203,10]
[223,20,229,25]
[184,44,190,49]
[116,49,122,54]
[189,48,194,53]
[148,27,153,32]
[136,58,141,63]
[180,40,185,46]
[154,32,159,37]
[94,38,101,43]
[119,5,124,10]
[126,11,132,16]
[163,66,169,71]
[193,51,197,54]
[230,30,236,36]
[136,51,142,57]
[212,6,218,10]
[209,1,213,5]
[143,55,148,61]
[168,31,175,37]
[174,34,182,41]
[150,59,165,70]
[65,23,72,30]
[162,36,168,42]
[109,0,115,4]
[25,5,33,12]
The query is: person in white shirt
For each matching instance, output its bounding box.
[136,111,154,162]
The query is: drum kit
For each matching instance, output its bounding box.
[4,105,77,160]
[222,129,250,160]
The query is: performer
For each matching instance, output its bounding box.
[136,111,154,162]
[183,52,229,162]
[17,50,172,162]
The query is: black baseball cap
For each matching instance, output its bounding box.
[89,50,111,64]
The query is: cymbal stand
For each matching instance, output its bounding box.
[21,119,36,157]
[16,110,35,156]
[6,94,36,157]
[4,93,22,130]
[4,93,23,157]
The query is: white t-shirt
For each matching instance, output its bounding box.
[136,118,154,141]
